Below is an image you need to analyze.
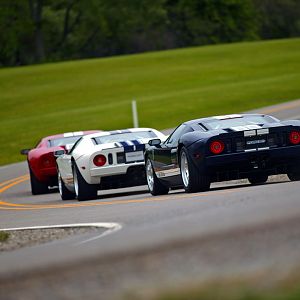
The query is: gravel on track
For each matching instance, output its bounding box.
[0,227,104,252]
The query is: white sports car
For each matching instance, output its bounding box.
[56,128,166,201]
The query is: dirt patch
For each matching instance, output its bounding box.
[0,227,104,252]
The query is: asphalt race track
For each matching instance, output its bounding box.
[1,100,300,299]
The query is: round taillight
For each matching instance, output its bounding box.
[289,131,300,145]
[41,153,54,168]
[43,159,51,167]
[210,140,225,155]
[93,154,106,167]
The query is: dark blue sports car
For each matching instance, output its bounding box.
[145,114,300,195]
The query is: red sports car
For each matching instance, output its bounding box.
[21,131,100,195]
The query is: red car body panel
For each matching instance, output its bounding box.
[27,131,99,184]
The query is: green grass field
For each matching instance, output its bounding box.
[151,277,300,300]
[148,267,300,300]
[1,38,300,165]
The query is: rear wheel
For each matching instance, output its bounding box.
[58,171,75,200]
[145,158,169,196]
[248,174,268,185]
[180,148,210,193]
[29,166,49,195]
[73,163,98,201]
[287,171,300,181]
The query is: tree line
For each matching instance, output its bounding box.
[0,0,300,67]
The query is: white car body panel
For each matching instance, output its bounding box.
[56,128,166,190]
[58,154,74,186]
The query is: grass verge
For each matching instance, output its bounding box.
[0,231,9,242]
[139,270,300,300]
[0,38,300,165]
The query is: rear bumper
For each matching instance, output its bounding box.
[89,163,146,188]
[32,166,57,184]
[204,145,300,181]
[39,167,57,177]
[100,166,146,189]
[90,162,144,177]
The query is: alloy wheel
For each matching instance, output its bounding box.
[73,168,79,197]
[181,151,189,187]
[146,160,154,191]
[58,172,63,196]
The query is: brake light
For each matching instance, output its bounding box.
[210,140,225,154]
[41,153,55,168]
[289,131,300,145]
[43,159,51,167]
[93,154,106,167]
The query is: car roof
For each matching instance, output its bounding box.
[82,128,158,139]
[184,113,267,126]
[42,130,101,141]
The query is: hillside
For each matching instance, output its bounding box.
[0,38,300,165]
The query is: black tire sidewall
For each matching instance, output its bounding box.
[180,147,210,193]
[29,165,49,195]
[287,171,300,181]
[73,163,97,201]
[248,174,268,185]
[58,171,75,200]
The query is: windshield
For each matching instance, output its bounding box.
[202,115,277,130]
[49,136,83,147]
[94,131,157,144]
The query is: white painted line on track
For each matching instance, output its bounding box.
[0,222,123,246]
[75,223,122,246]
[0,222,120,231]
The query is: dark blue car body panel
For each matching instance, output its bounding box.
[146,114,300,188]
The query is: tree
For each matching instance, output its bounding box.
[28,0,46,62]
[165,0,258,47]
[0,0,33,65]
[253,0,300,39]
[1,0,299,67]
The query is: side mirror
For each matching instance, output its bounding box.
[148,138,161,147]
[54,149,66,157]
[20,149,31,155]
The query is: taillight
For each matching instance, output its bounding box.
[41,153,55,168]
[93,154,106,167]
[209,140,225,155]
[289,131,300,145]
[43,159,51,167]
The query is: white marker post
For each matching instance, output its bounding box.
[132,100,139,128]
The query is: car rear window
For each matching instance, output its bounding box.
[49,136,83,147]
[201,115,277,130]
[93,131,157,144]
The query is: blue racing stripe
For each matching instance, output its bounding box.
[130,140,145,151]
[118,140,145,152]
[120,141,134,152]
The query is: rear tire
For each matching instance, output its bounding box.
[145,158,169,196]
[287,171,300,181]
[29,166,49,195]
[73,163,98,201]
[58,171,75,200]
[248,174,268,185]
[180,148,210,193]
